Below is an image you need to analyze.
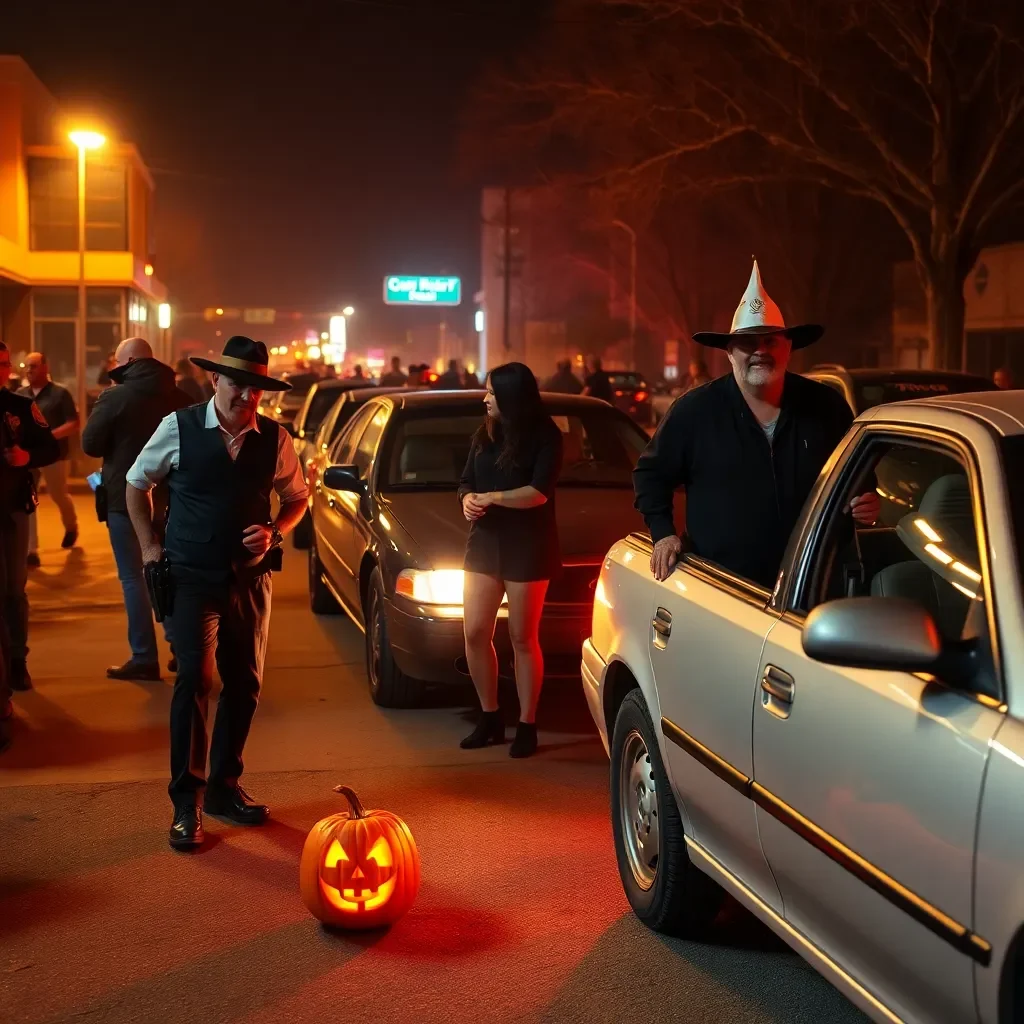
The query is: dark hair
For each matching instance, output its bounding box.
[482,361,549,467]
[0,341,7,352]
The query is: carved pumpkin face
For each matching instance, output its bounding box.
[300,786,421,930]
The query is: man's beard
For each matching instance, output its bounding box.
[743,358,780,386]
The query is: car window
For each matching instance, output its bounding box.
[381,408,648,489]
[330,403,376,466]
[303,387,343,436]
[352,404,390,477]
[800,435,991,658]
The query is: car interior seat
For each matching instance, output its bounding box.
[399,436,457,482]
[870,474,978,640]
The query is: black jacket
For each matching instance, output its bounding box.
[81,358,192,515]
[633,372,854,589]
[0,390,60,516]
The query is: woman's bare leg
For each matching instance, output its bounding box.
[505,579,549,724]
[463,572,506,712]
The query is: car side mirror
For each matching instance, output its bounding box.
[802,597,942,672]
[323,464,364,495]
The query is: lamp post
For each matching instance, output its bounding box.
[69,130,105,420]
[612,219,637,369]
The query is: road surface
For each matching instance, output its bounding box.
[1,494,867,1024]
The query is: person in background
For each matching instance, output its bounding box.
[175,358,206,404]
[462,365,481,388]
[543,359,583,394]
[994,367,1014,390]
[582,356,614,403]
[406,363,420,386]
[97,351,118,389]
[458,361,563,759]
[380,356,408,388]
[196,368,215,400]
[685,356,712,392]
[82,338,191,682]
[18,352,80,564]
[351,364,367,382]
[438,359,463,389]
[1,341,60,713]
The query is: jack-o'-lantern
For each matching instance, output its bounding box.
[300,786,420,929]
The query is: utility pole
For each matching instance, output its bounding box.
[503,187,512,354]
[613,219,637,369]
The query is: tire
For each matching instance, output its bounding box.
[364,567,418,708]
[610,688,724,936]
[308,538,340,615]
[292,510,312,550]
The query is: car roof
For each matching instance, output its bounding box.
[809,366,992,382]
[865,389,1024,436]
[379,389,625,411]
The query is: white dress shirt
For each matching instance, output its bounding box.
[127,398,308,504]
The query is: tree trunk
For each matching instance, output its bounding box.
[922,256,967,371]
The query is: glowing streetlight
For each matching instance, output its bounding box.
[157,303,172,329]
[343,305,355,317]
[69,129,106,420]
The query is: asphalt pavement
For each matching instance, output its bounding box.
[1,494,868,1024]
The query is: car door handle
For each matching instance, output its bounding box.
[652,608,672,637]
[761,665,795,704]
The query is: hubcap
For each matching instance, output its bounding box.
[619,728,660,890]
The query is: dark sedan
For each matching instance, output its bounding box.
[307,391,647,706]
[608,372,653,426]
[805,365,998,412]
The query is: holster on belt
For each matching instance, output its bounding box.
[144,554,175,622]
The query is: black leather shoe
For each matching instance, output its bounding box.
[204,785,269,826]
[169,805,204,850]
[107,659,161,682]
[61,528,78,550]
[9,659,31,692]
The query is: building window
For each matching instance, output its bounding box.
[32,287,124,390]
[28,157,128,252]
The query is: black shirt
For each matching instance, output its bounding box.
[584,371,614,403]
[633,372,854,590]
[458,418,564,581]
[17,381,78,460]
[0,390,60,514]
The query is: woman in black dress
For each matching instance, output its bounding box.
[457,362,563,758]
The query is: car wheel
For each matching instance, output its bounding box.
[308,538,340,615]
[292,510,312,550]
[365,567,417,708]
[610,689,724,936]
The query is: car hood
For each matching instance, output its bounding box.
[380,488,642,567]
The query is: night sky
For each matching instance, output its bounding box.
[4,0,549,347]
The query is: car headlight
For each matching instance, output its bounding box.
[395,569,507,607]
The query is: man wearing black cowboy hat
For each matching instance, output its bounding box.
[634,261,880,588]
[126,336,308,849]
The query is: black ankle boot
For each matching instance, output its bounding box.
[460,709,505,749]
[509,722,538,759]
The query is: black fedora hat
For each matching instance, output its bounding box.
[190,336,290,391]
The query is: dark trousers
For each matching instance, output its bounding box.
[168,571,272,805]
[0,511,30,710]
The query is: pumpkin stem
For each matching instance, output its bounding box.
[333,785,366,818]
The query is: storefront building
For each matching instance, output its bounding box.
[0,57,168,402]
[892,243,1024,379]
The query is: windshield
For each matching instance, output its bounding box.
[609,372,646,390]
[854,374,997,411]
[382,409,648,491]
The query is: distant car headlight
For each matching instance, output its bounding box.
[395,569,507,607]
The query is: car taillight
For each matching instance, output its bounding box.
[615,389,624,397]
[634,390,649,402]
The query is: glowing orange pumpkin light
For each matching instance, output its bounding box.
[300,785,420,929]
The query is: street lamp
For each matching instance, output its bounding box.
[342,305,355,317]
[612,219,637,369]
[69,130,105,420]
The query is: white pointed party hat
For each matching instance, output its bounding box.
[693,260,823,350]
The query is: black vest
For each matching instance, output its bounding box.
[164,405,279,577]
